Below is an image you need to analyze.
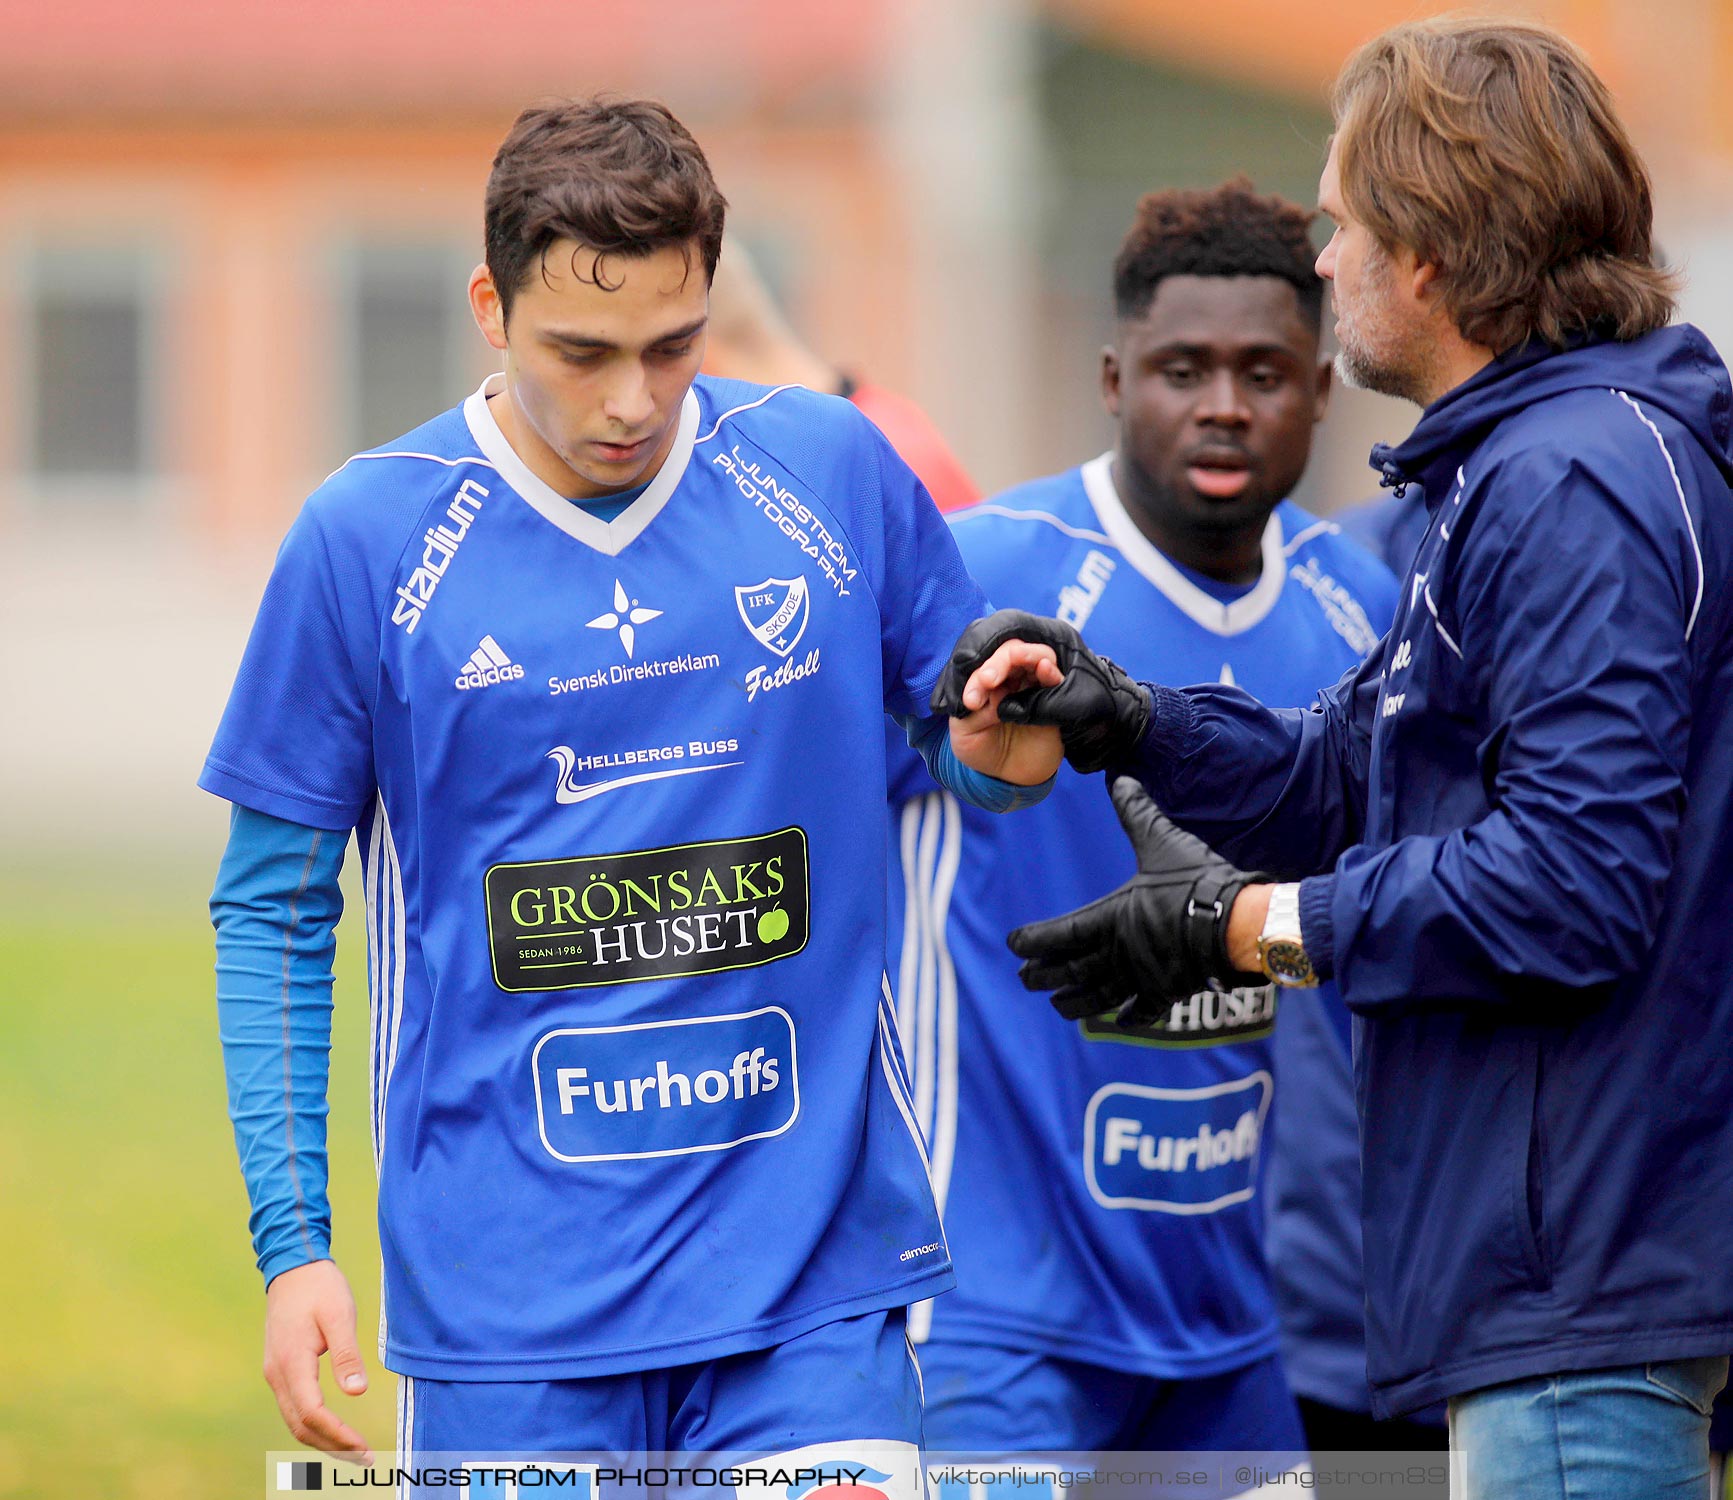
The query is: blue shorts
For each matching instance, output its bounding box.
[917,1340,1304,1453]
[399,1308,923,1461]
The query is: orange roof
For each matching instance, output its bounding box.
[1042,0,1732,174]
[1045,0,1618,99]
[0,0,892,119]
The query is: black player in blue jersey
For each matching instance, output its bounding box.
[892,181,1397,1458]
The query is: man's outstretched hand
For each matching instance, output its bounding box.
[263,1259,374,1464]
[938,624,1066,786]
[1007,777,1268,1024]
[930,609,1153,774]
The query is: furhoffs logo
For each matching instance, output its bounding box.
[533,1007,799,1162]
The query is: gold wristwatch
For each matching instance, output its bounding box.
[1257,882,1319,988]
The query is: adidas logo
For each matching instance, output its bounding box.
[455,634,525,691]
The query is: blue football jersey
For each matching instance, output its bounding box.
[887,455,1398,1378]
[201,375,985,1381]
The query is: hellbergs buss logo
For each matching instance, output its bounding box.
[545,739,743,805]
[787,1466,893,1500]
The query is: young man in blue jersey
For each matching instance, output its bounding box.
[942,20,1733,1498]
[887,180,1398,1458]
[203,98,1061,1479]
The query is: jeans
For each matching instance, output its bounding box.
[1450,1356,1729,1500]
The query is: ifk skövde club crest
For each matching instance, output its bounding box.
[734,575,811,658]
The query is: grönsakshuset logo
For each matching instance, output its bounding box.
[1079,983,1277,1048]
[485,827,809,992]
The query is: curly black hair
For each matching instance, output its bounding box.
[1113,177,1322,325]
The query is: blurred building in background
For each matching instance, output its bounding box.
[3,0,1730,855]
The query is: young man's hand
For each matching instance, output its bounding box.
[931,610,1152,773]
[942,636,1065,784]
[263,1259,374,1464]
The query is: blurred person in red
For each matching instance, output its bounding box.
[704,239,979,512]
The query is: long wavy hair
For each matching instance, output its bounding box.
[1333,17,1677,352]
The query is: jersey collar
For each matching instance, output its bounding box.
[463,374,700,557]
[1080,451,1286,637]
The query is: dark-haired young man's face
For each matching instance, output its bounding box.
[470,239,709,499]
[1103,274,1329,578]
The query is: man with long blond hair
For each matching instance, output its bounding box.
[936,18,1733,1495]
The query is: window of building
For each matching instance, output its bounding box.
[20,243,162,487]
[337,240,482,458]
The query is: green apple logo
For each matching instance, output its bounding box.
[756,906,790,943]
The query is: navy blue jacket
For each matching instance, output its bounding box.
[1126,326,1733,1416]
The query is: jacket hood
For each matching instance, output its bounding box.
[1369,323,1733,508]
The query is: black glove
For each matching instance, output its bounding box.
[929,609,1152,774]
[1007,777,1268,1026]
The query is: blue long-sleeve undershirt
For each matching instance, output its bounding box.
[212,715,1047,1285]
[895,711,1053,814]
[211,803,347,1285]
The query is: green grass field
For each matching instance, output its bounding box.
[0,863,395,1499]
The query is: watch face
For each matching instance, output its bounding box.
[1264,939,1312,984]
